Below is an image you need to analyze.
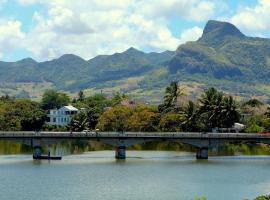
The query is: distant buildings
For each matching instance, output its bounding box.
[47,105,78,126]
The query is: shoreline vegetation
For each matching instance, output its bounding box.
[1,81,270,133]
[193,194,270,200]
[1,82,270,155]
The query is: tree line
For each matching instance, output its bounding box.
[0,82,270,132]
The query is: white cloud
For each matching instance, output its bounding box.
[0,20,25,56]
[136,0,216,21]
[2,0,220,60]
[231,0,270,31]
[19,1,177,60]
[190,1,215,21]
[179,26,203,44]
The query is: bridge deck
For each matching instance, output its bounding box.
[1,131,270,160]
[0,131,270,140]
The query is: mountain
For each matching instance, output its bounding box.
[169,20,270,81]
[0,48,173,100]
[0,20,270,103]
[61,48,174,91]
[166,20,270,102]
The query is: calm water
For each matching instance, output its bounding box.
[0,151,270,200]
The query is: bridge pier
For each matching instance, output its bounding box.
[115,146,126,159]
[33,146,42,159]
[196,147,208,159]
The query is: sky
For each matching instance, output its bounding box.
[0,0,270,62]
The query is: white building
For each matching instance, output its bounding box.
[47,105,78,126]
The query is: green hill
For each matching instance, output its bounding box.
[1,20,270,103]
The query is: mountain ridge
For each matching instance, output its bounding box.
[0,20,270,103]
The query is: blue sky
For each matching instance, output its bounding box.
[0,0,269,61]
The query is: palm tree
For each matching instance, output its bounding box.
[199,88,240,130]
[198,88,223,129]
[162,81,185,112]
[181,100,198,131]
[220,95,240,128]
[70,112,89,131]
[78,90,85,102]
[112,92,129,106]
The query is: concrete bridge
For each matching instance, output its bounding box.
[1,131,270,160]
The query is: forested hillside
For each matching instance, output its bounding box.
[1,20,270,103]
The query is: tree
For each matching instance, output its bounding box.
[78,90,85,102]
[41,90,70,110]
[112,92,129,105]
[244,116,264,133]
[193,197,207,200]
[198,88,240,130]
[242,98,264,107]
[181,101,200,131]
[198,88,224,129]
[21,109,47,131]
[74,93,112,129]
[254,195,270,200]
[0,95,11,101]
[220,96,240,128]
[159,81,185,113]
[265,107,270,118]
[159,112,184,132]
[70,112,89,131]
[84,107,102,130]
[128,109,158,131]
[0,99,46,131]
[96,106,133,131]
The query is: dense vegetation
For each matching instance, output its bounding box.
[193,194,270,200]
[1,20,270,103]
[0,96,46,131]
[1,82,270,133]
[254,195,270,200]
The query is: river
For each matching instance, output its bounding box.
[0,150,270,200]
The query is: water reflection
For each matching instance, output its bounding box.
[1,140,270,157]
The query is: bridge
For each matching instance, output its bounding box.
[1,131,270,160]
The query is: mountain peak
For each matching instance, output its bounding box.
[17,57,37,64]
[58,54,85,61]
[39,54,86,66]
[203,20,244,37]
[126,47,139,52]
[198,20,245,46]
[123,47,144,55]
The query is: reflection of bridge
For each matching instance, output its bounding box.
[1,131,270,159]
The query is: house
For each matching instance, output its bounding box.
[212,123,246,133]
[47,105,78,126]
